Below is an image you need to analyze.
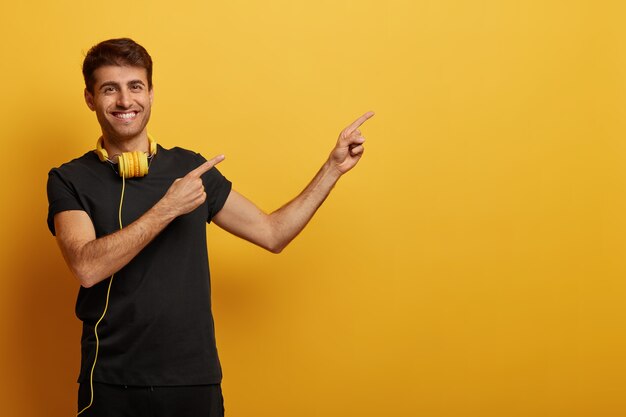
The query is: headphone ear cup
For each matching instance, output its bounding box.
[148,135,157,156]
[130,152,136,177]
[134,152,141,177]
[118,151,150,178]
[140,152,149,176]
[118,153,126,177]
[95,137,109,161]
[95,136,156,177]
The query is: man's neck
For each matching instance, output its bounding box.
[102,131,150,157]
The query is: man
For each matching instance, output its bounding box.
[47,38,373,417]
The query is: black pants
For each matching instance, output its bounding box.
[78,382,225,417]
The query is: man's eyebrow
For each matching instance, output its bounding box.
[98,81,120,90]
[98,80,146,91]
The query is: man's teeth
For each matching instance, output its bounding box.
[115,112,136,119]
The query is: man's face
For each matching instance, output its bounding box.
[84,65,153,141]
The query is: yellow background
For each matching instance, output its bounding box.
[1,1,625,416]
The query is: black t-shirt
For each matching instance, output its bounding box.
[47,145,232,386]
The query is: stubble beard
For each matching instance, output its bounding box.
[100,107,152,143]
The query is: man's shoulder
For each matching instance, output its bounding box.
[160,145,203,159]
[49,151,98,173]
[47,150,107,185]
[158,145,209,168]
[158,145,229,184]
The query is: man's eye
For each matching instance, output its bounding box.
[104,86,116,93]
[131,84,143,91]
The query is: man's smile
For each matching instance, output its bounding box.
[111,111,138,120]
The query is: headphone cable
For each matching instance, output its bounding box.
[77,174,126,415]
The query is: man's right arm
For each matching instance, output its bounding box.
[54,155,224,288]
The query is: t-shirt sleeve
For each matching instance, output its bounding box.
[199,161,232,223]
[47,169,86,236]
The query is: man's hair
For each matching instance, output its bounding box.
[82,38,153,93]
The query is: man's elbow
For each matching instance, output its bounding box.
[267,244,284,254]
[71,264,99,288]
[78,277,97,288]
[262,234,286,254]
[75,271,96,288]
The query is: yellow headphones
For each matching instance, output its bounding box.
[95,134,158,178]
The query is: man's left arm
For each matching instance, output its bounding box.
[213,111,374,253]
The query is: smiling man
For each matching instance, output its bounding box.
[88,66,152,139]
[47,38,373,417]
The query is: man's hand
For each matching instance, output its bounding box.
[157,155,225,218]
[329,111,375,175]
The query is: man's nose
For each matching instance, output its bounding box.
[116,89,132,108]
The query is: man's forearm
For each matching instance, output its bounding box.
[265,111,373,252]
[267,160,342,252]
[58,203,176,288]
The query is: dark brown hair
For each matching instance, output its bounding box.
[82,38,153,93]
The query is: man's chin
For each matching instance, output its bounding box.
[108,124,148,140]
[104,132,141,143]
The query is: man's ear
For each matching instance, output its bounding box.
[149,87,154,104]
[84,88,95,111]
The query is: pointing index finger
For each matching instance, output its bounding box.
[345,111,375,134]
[186,154,225,178]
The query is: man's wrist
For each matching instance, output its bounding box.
[324,159,343,183]
[151,198,178,224]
